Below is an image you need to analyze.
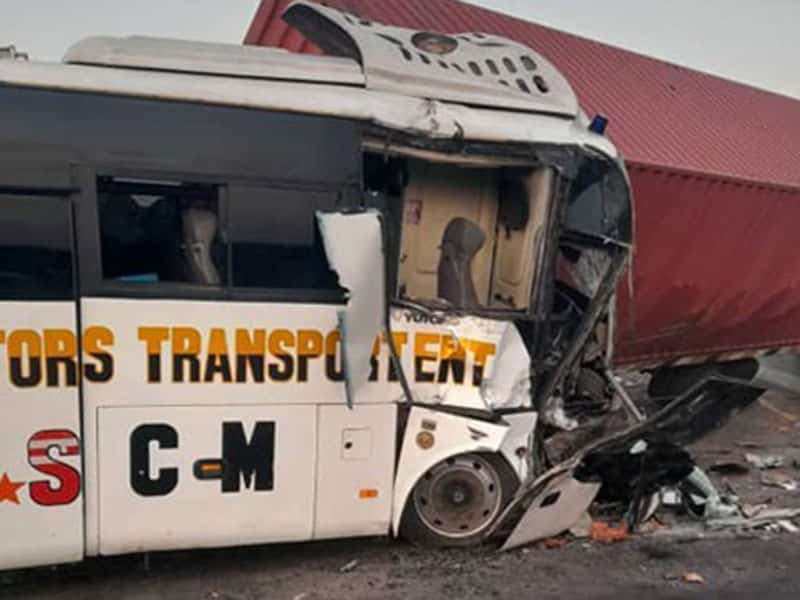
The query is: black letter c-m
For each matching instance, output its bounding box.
[130,424,178,497]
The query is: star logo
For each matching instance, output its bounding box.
[0,473,25,505]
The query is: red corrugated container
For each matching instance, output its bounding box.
[245,0,800,368]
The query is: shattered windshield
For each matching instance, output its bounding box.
[564,158,633,245]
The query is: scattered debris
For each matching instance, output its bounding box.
[541,537,567,550]
[761,472,798,492]
[745,453,785,470]
[683,572,705,585]
[705,508,800,531]
[741,503,769,519]
[340,559,360,573]
[207,592,221,600]
[777,520,800,534]
[681,467,741,519]
[709,461,750,476]
[590,522,628,544]
[660,487,682,507]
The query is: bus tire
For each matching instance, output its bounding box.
[400,452,518,547]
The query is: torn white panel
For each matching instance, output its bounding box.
[480,324,531,410]
[317,210,385,407]
[499,412,538,482]
[501,471,600,550]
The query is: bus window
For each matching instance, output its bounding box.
[97,177,225,286]
[0,194,73,300]
[228,186,341,292]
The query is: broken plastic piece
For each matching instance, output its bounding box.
[340,559,359,573]
[777,520,799,533]
[660,487,682,507]
[745,453,785,470]
[590,521,628,544]
[500,471,601,551]
[761,471,798,492]
[683,573,705,585]
[317,211,385,408]
[681,467,740,520]
[705,508,800,531]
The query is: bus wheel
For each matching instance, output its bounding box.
[401,452,517,547]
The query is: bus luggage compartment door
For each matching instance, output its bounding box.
[96,405,316,555]
[313,404,397,539]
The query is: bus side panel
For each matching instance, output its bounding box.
[313,404,397,540]
[97,405,316,555]
[0,302,83,570]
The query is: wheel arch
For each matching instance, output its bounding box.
[391,407,514,536]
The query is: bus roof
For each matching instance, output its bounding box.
[61,1,578,118]
[64,35,366,88]
[0,1,616,158]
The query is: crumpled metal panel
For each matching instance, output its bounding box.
[317,210,385,406]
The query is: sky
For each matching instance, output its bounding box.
[1,0,798,100]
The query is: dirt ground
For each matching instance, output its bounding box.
[3,392,800,600]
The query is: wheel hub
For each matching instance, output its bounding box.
[412,454,503,539]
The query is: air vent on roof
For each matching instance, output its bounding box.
[283,1,577,115]
[520,56,537,71]
[533,75,549,93]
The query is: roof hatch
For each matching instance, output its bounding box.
[284,0,579,116]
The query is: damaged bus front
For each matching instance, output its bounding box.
[287,3,635,547]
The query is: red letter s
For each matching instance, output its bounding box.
[27,430,81,506]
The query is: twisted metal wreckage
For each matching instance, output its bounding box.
[293,3,766,548]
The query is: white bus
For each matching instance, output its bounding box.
[0,1,635,570]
